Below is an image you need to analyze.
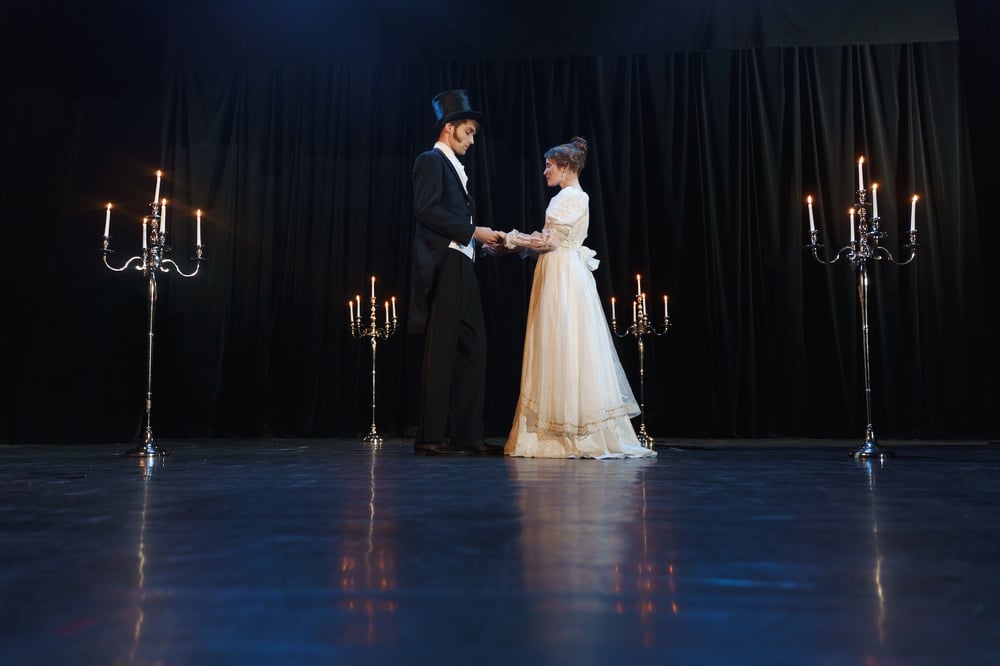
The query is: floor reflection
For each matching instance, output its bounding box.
[860,458,887,649]
[125,454,162,665]
[509,457,666,648]
[334,445,397,645]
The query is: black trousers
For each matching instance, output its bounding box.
[417,250,487,447]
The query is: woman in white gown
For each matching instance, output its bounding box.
[503,137,656,459]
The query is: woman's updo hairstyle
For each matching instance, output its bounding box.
[544,136,588,173]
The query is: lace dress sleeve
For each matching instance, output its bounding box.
[504,228,558,252]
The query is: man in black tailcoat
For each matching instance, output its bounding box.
[409,89,505,456]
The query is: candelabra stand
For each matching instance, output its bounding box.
[806,185,919,461]
[611,289,671,449]
[102,199,205,457]
[349,289,399,447]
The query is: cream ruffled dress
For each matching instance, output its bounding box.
[504,186,656,459]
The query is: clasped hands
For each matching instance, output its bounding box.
[475,226,510,256]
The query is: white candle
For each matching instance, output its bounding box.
[871,184,879,219]
[371,276,375,299]
[142,218,148,249]
[641,293,647,316]
[636,274,642,297]
[849,208,856,242]
[632,300,637,323]
[391,296,397,319]
[857,156,865,192]
[910,195,918,231]
[384,301,389,323]
[611,297,617,321]
[196,209,203,246]
[664,294,669,318]
[349,301,354,323]
[104,203,112,238]
[160,199,167,234]
[806,196,815,233]
[153,170,161,205]
[356,295,361,320]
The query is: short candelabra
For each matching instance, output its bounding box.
[610,275,671,449]
[101,170,205,457]
[805,156,920,460]
[349,278,399,447]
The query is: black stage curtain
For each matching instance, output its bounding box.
[7,1,997,444]
[131,43,987,441]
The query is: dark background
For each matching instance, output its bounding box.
[4,0,998,444]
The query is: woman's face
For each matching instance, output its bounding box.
[543,159,569,187]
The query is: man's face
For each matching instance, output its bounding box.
[443,120,478,156]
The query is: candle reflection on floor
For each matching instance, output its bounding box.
[335,445,397,645]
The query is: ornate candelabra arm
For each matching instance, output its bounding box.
[610,317,630,338]
[653,314,671,337]
[161,258,202,278]
[103,253,145,273]
[872,247,897,264]
[810,246,851,266]
[806,230,853,265]
[876,231,920,266]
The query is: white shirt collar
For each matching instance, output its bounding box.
[434,141,468,189]
[434,140,458,163]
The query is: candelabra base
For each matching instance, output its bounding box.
[125,434,170,458]
[636,425,655,450]
[849,425,894,461]
[362,430,384,448]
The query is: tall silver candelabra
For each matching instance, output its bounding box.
[101,172,205,457]
[349,279,399,447]
[610,276,671,449]
[805,157,920,460]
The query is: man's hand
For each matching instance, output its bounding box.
[473,226,505,245]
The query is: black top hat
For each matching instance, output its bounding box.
[431,89,484,132]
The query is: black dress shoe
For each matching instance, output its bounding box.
[414,441,470,456]
[462,440,505,456]
[414,440,441,454]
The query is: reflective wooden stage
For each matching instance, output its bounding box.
[2,439,998,664]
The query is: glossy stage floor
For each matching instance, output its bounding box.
[2,438,999,665]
